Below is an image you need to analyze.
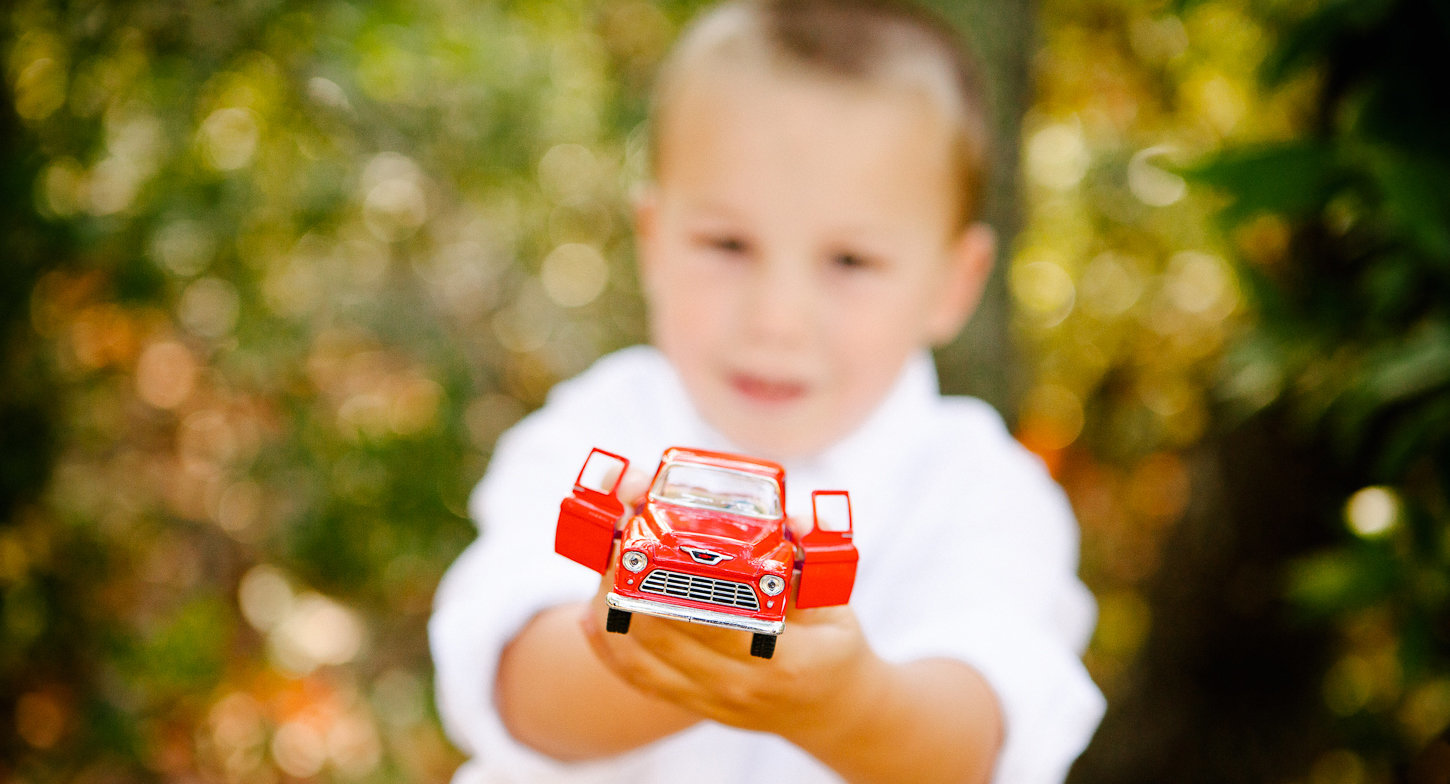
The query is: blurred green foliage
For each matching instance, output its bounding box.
[1017,0,1448,780]
[1203,0,1450,774]
[1,0,698,779]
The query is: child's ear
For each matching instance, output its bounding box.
[927,222,996,344]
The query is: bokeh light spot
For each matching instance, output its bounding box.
[269,593,365,675]
[208,692,265,758]
[1400,679,1450,746]
[12,46,67,121]
[179,276,241,338]
[540,243,609,307]
[150,219,217,277]
[1019,383,1085,452]
[1079,252,1145,319]
[1127,146,1186,206]
[1165,251,1236,318]
[239,564,293,632]
[199,107,261,171]
[38,157,86,217]
[1324,655,1376,717]
[16,690,67,749]
[1345,486,1399,539]
[361,153,430,241]
[538,143,600,203]
[1011,255,1076,326]
[1026,121,1090,191]
[86,156,142,215]
[1125,452,1191,524]
[327,711,383,777]
[271,720,327,778]
[136,340,198,409]
[492,281,558,353]
[389,376,443,436]
[372,669,427,729]
[216,480,264,538]
[465,393,527,451]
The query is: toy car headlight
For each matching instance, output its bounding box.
[621,550,648,573]
[759,574,785,596]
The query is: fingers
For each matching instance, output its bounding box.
[581,613,725,711]
[617,466,653,506]
[786,513,815,538]
[783,602,851,626]
[580,612,765,718]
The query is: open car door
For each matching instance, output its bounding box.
[555,448,628,573]
[795,490,858,608]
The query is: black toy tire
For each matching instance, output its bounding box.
[750,633,777,659]
[605,608,632,634]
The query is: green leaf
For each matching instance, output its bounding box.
[1327,321,1450,461]
[1362,145,1450,259]
[1186,142,1346,225]
[1357,321,1450,407]
[1286,547,1398,616]
[1259,0,1395,86]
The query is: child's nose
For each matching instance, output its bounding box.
[741,257,816,347]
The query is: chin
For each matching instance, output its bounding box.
[724,421,833,461]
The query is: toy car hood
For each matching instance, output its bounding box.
[642,502,784,561]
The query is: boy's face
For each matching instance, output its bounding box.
[637,65,993,459]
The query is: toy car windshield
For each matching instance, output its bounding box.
[649,463,783,519]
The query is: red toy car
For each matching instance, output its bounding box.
[556,446,858,659]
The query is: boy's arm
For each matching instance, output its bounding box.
[581,601,1004,784]
[494,598,702,760]
[498,465,709,760]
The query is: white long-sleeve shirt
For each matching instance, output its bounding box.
[430,346,1104,783]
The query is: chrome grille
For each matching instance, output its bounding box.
[639,569,760,612]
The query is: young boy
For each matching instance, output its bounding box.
[429,1,1104,782]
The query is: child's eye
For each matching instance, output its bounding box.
[710,236,749,254]
[694,233,750,255]
[830,251,877,271]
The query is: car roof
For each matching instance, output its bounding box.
[660,446,786,484]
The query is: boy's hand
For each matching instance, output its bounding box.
[576,479,999,783]
[579,574,880,741]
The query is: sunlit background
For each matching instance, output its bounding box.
[3,0,1447,782]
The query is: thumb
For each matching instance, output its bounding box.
[617,466,652,507]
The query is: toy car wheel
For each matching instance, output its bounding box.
[606,608,632,634]
[750,633,776,659]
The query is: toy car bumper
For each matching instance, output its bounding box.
[606,592,785,636]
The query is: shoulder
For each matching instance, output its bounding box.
[500,346,671,445]
[472,346,675,521]
[928,396,1052,482]
[537,345,673,418]
[915,395,1077,543]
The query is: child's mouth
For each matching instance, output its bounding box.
[730,374,808,404]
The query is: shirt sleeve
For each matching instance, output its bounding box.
[428,371,660,781]
[884,409,1104,784]
[427,414,590,777]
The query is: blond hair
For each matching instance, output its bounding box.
[650,0,992,225]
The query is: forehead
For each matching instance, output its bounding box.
[654,63,959,230]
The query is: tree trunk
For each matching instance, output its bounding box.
[926,0,1032,421]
